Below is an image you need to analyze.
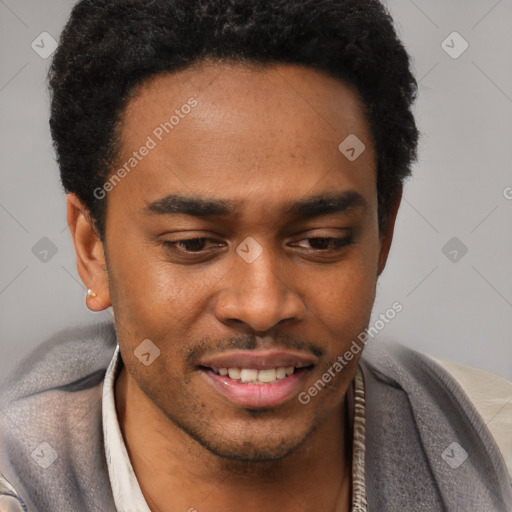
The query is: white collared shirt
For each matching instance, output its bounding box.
[102,345,152,512]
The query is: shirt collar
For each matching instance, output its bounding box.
[102,345,368,512]
[102,345,152,512]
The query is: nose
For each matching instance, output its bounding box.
[213,245,306,333]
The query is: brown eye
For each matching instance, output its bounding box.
[162,238,221,253]
[294,236,353,251]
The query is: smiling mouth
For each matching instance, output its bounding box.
[199,364,314,384]
[196,348,318,407]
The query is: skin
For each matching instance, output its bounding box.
[67,59,401,512]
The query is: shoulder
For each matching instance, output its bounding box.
[361,341,512,481]
[0,321,118,510]
[0,321,117,402]
[433,357,512,480]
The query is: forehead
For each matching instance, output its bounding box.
[107,60,377,220]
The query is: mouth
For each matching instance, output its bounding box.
[200,364,313,384]
[197,350,317,408]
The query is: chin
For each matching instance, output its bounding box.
[207,440,299,463]
[182,419,315,464]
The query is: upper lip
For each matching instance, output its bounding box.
[197,350,318,370]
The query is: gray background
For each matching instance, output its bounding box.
[1,0,511,381]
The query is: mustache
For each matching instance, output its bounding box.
[184,333,325,366]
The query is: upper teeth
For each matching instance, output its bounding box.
[215,366,295,383]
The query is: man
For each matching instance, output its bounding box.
[0,0,511,511]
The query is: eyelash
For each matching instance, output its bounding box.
[161,236,353,254]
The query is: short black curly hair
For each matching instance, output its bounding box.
[49,0,419,242]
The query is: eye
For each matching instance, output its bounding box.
[292,236,353,251]
[160,235,354,257]
[162,238,223,253]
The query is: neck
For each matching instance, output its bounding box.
[115,366,353,512]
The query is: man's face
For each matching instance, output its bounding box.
[96,60,391,461]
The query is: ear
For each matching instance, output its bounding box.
[66,193,111,311]
[377,186,402,277]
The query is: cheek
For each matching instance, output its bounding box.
[107,239,204,327]
[121,354,201,423]
[303,241,380,350]
[307,269,376,348]
[309,240,379,307]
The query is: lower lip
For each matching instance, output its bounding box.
[201,368,311,408]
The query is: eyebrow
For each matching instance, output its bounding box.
[141,190,368,219]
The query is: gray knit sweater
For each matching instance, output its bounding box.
[0,322,511,511]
